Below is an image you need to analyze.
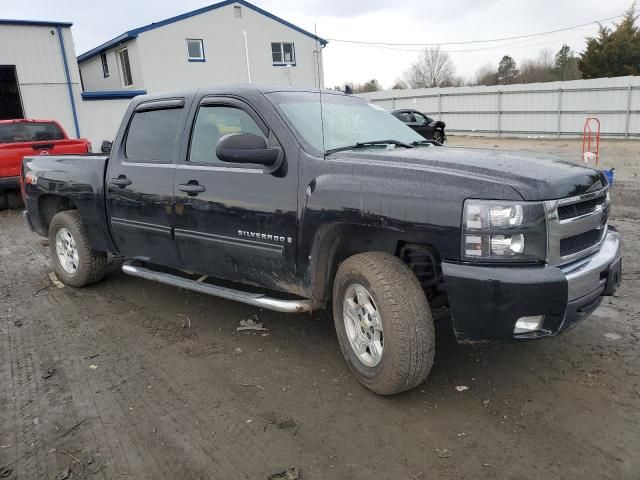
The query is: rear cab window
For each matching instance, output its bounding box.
[0,122,65,143]
[124,101,184,163]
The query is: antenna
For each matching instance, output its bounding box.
[314,23,326,158]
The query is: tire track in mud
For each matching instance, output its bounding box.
[0,209,305,478]
[46,288,306,478]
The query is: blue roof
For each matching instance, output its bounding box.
[82,90,148,100]
[77,0,327,63]
[0,19,72,28]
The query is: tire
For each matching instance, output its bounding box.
[434,130,446,144]
[332,252,435,395]
[48,210,107,287]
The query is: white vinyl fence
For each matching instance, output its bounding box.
[361,76,640,138]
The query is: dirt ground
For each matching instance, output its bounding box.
[1,138,639,479]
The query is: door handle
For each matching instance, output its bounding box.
[111,175,132,188]
[179,182,206,196]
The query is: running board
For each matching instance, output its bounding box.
[122,261,314,313]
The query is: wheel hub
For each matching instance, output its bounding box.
[55,228,79,274]
[343,283,384,367]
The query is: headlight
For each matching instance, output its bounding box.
[462,200,547,262]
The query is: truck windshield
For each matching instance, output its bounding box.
[0,122,65,144]
[267,92,424,155]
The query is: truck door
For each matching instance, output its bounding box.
[106,98,186,268]
[173,97,299,293]
[411,112,435,140]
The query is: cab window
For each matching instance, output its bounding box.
[189,106,265,165]
[413,112,430,125]
[125,108,182,163]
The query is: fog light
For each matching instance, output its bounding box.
[514,315,545,334]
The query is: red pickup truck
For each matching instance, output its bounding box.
[0,119,91,209]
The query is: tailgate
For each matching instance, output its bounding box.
[0,139,89,178]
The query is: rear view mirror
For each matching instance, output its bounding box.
[216,133,280,167]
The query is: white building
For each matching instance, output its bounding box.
[75,0,327,146]
[0,19,82,138]
[77,0,327,97]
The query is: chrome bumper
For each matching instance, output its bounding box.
[561,228,622,301]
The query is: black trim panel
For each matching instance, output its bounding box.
[110,218,172,235]
[135,98,185,112]
[0,176,20,190]
[174,229,284,255]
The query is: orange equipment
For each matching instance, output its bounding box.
[582,117,600,165]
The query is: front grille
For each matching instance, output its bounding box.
[557,195,606,220]
[546,187,609,265]
[560,229,603,256]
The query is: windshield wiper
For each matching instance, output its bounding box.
[411,139,441,147]
[325,140,414,156]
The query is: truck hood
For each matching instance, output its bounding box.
[337,145,605,201]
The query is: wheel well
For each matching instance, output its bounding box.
[397,242,446,307]
[39,195,77,232]
[310,226,444,305]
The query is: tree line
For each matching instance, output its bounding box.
[342,4,639,92]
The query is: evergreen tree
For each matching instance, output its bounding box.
[497,55,519,84]
[554,45,581,80]
[579,4,640,78]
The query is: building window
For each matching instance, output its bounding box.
[271,42,295,66]
[100,52,109,78]
[234,5,242,18]
[116,48,133,87]
[187,39,205,62]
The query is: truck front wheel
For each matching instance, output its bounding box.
[48,210,107,287]
[333,252,435,395]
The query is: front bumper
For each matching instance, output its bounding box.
[0,176,20,191]
[442,228,622,343]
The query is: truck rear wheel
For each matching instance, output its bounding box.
[48,210,107,287]
[332,252,435,395]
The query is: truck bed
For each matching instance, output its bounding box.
[22,153,114,252]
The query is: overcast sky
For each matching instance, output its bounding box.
[3,0,634,88]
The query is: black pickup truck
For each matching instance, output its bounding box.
[22,86,622,395]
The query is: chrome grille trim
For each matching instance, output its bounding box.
[545,187,609,266]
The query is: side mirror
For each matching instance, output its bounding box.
[101,140,113,154]
[215,133,280,167]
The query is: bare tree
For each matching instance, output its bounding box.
[519,49,556,83]
[403,47,457,88]
[341,79,382,93]
[391,78,408,90]
[472,63,498,85]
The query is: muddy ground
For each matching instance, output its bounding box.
[1,138,639,479]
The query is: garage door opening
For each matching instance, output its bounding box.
[0,66,24,120]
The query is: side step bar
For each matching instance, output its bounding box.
[122,261,314,313]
